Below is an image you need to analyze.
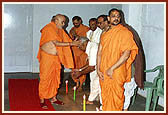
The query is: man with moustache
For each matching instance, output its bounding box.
[97,9,138,111]
[97,14,137,111]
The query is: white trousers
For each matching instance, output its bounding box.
[123,78,137,109]
[88,70,102,104]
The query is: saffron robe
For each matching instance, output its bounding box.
[69,24,89,39]
[37,22,74,99]
[100,24,138,111]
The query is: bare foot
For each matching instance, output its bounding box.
[123,109,128,111]
[86,100,93,105]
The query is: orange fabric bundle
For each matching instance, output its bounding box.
[100,24,138,111]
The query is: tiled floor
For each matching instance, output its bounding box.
[3,73,164,112]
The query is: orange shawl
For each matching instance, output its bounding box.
[100,24,138,111]
[37,22,74,68]
[69,24,89,39]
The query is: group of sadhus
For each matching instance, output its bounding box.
[37,8,145,111]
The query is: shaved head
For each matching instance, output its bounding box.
[52,14,66,29]
[55,14,65,20]
[51,14,65,22]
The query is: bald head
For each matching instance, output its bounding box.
[51,14,64,21]
[52,14,66,29]
[55,14,65,20]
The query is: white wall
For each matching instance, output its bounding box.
[122,3,165,107]
[3,4,33,72]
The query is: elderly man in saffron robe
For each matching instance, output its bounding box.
[37,14,81,109]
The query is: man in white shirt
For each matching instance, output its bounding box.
[86,18,102,44]
[86,18,102,106]
[71,18,102,110]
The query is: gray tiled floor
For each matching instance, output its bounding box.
[3,72,164,112]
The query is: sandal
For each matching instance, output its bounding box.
[51,99,64,105]
[40,100,48,109]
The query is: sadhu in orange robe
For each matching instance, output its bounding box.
[69,24,89,87]
[37,22,74,99]
[100,24,138,111]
